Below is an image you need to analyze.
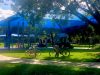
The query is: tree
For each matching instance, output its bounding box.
[12,0,54,26]
[47,0,100,34]
[12,0,100,34]
[68,0,100,34]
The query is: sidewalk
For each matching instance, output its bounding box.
[0,55,100,68]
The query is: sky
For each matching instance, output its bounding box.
[0,0,15,21]
[0,0,82,21]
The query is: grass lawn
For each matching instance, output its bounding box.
[0,42,4,47]
[0,47,100,62]
[72,44,93,47]
[0,63,100,75]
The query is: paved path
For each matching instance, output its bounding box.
[0,55,100,68]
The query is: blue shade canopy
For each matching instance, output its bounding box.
[0,16,86,29]
[0,15,28,27]
[0,14,97,32]
[42,19,86,29]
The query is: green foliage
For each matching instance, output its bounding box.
[88,25,95,32]
[13,0,100,33]
[12,0,54,25]
[0,63,100,75]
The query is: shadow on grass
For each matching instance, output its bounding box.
[0,50,25,53]
[0,63,100,75]
[43,56,71,61]
[43,54,96,62]
[92,52,100,62]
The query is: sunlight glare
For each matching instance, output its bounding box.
[0,8,14,20]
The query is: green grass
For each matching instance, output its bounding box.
[0,48,100,62]
[72,44,100,49]
[0,63,100,75]
[72,44,93,47]
[0,43,4,47]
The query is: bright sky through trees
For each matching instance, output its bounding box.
[0,0,14,21]
[0,0,82,21]
[0,0,97,21]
